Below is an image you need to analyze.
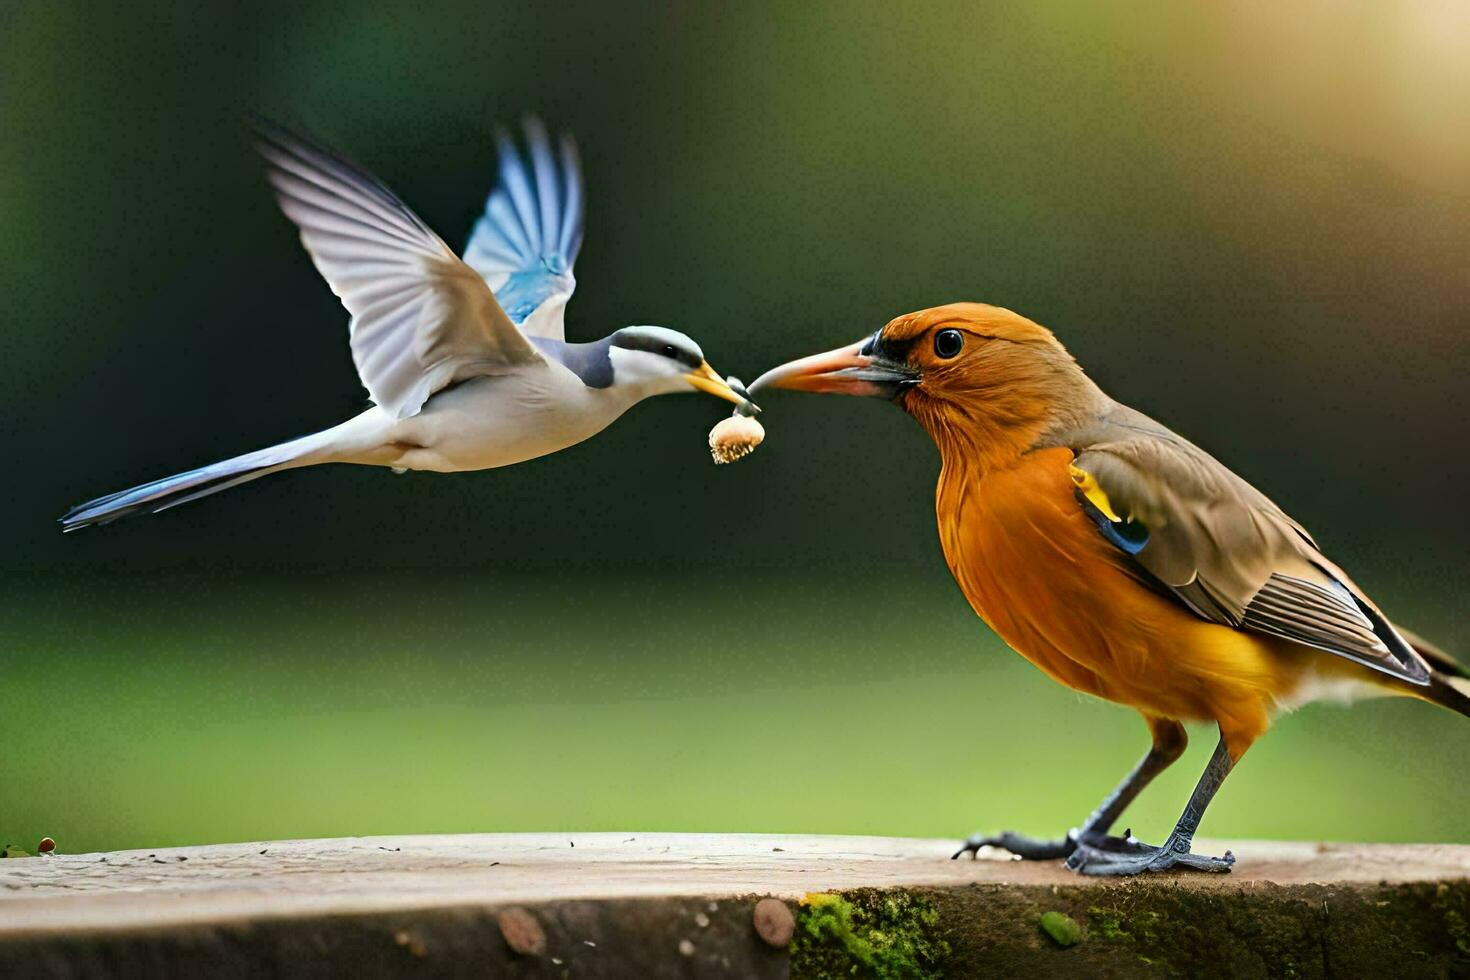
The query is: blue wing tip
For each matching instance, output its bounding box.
[469,115,584,275]
[520,115,550,143]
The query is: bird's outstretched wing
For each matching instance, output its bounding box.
[463,119,582,341]
[1066,406,1431,685]
[251,118,543,420]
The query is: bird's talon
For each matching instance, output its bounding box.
[1065,836,1235,877]
[952,830,1077,862]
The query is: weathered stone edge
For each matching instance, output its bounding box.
[0,879,1466,979]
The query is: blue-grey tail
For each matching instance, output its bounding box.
[60,433,326,531]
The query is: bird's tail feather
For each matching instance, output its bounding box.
[1426,674,1470,720]
[1398,625,1470,720]
[60,430,335,531]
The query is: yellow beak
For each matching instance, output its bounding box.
[685,362,758,411]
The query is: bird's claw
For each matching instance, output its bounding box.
[952,830,1076,861]
[952,827,1155,861]
[1065,838,1235,876]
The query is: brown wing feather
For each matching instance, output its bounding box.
[1064,404,1430,686]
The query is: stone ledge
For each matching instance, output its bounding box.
[1,834,1467,977]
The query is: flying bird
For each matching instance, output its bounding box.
[751,302,1468,876]
[61,119,750,529]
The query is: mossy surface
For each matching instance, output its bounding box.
[1088,904,1164,945]
[1038,910,1082,947]
[792,889,950,978]
[1434,883,1470,957]
[2,875,1467,977]
[787,880,1470,978]
[929,880,1470,979]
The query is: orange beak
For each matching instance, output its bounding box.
[748,335,918,399]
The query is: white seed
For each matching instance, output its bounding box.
[708,414,765,464]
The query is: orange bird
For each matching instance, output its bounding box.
[751,302,1469,876]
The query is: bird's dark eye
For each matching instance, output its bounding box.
[663,345,677,358]
[933,329,964,358]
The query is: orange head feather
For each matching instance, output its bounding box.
[754,302,1104,471]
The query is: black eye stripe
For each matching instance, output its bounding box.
[612,331,703,368]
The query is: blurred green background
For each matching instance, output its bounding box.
[2,1,1467,854]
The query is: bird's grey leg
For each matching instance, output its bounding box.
[1064,736,1237,876]
[953,719,1186,861]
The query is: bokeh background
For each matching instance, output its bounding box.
[3,1,1467,853]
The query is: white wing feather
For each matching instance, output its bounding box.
[252,120,543,419]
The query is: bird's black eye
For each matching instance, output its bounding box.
[933,329,964,359]
[663,345,677,358]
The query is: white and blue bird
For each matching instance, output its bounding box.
[61,118,752,530]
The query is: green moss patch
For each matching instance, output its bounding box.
[1434,883,1470,957]
[1038,910,1082,947]
[792,889,950,978]
[1087,904,1163,945]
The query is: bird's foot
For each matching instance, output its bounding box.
[952,829,1073,860]
[1064,835,1234,877]
[952,827,1150,861]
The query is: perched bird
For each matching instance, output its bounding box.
[751,302,1468,876]
[61,119,750,529]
